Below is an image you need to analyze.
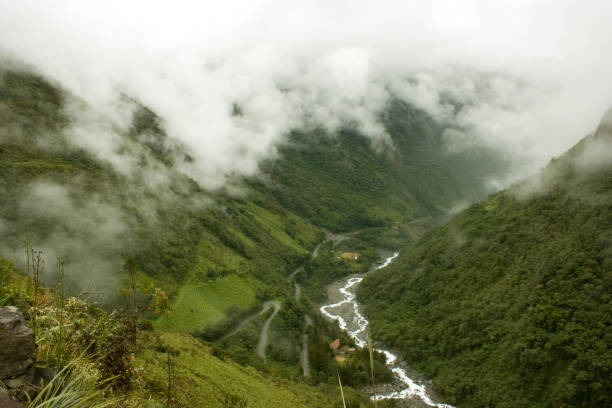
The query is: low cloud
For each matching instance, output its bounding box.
[512,107,612,201]
[0,180,128,298]
[571,109,612,182]
[1,1,611,301]
[1,1,611,190]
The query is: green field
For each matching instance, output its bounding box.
[155,274,261,332]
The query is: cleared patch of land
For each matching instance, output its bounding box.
[155,274,260,331]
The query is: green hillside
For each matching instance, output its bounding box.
[1,260,374,408]
[0,67,508,406]
[0,68,502,313]
[258,98,505,232]
[359,114,612,407]
[138,330,363,408]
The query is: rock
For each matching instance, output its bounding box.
[24,366,56,388]
[3,377,25,389]
[0,392,25,408]
[2,366,56,401]
[0,306,36,378]
[6,375,40,402]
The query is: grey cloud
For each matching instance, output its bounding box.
[1,180,128,298]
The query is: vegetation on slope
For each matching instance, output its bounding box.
[359,122,612,408]
[2,259,380,407]
[1,66,510,405]
[258,99,506,233]
[0,68,319,304]
[0,68,502,340]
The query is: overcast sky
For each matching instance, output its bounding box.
[1,0,611,187]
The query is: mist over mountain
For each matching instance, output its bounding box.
[2,1,611,191]
[0,68,507,298]
[1,2,611,408]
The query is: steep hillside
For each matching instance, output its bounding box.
[258,98,505,233]
[0,68,503,307]
[0,67,508,396]
[1,260,374,408]
[0,69,319,302]
[359,111,612,407]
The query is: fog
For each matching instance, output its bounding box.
[513,106,612,201]
[0,179,127,298]
[1,0,611,188]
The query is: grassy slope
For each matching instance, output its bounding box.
[154,275,260,331]
[0,69,314,303]
[359,129,612,408]
[1,261,362,408]
[138,331,350,408]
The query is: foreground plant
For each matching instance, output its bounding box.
[29,358,121,408]
[337,370,347,408]
[367,329,378,406]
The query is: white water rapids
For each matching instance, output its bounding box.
[320,252,454,408]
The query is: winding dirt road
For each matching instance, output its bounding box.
[218,232,352,366]
[218,300,280,343]
[256,300,281,362]
[289,267,303,301]
[301,315,313,377]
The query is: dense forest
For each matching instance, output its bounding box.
[359,114,612,407]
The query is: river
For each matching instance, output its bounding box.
[320,252,455,408]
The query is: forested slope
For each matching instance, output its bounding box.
[0,67,510,385]
[359,111,612,407]
[258,99,504,232]
[0,68,503,301]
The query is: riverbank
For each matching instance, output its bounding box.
[320,252,454,408]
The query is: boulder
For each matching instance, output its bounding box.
[0,392,25,408]
[0,306,35,378]
[2,364,56,401]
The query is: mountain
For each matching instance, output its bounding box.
[358,111,612,407]
[258,98,504,233]
[0,67,509,404]
[0,68,503,308]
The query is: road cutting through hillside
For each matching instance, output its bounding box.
[256,300,281,362]
[289,266,303,301]
[219,232,351,365]
[301,315,313,377]
[218,300,280,342]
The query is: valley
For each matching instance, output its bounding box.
[1,51,610,408]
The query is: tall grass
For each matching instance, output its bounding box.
[55,257,67,367]
[337,370,347,408]
[25,233,31,295]
[31,249,44,333]
[367,329,378,406]
[29,358,121,408]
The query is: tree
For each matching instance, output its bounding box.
[120,257,171,345]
